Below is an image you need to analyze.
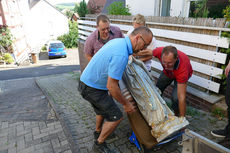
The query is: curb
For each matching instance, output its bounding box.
[0,64,18,69]
[35,78,81,153]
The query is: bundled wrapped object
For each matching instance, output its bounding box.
[122,56,189,142]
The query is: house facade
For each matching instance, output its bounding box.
[126,0,190,17]
[0,0,69,64]
[126,0,230,17]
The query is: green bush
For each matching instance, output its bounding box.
[107,2,131,15]
[223,0,230,21]
[212,108,225,119]
[65,9,74,19]
[41,45,47,52]
[189,0,209,18]
[208,4,225,18]
[3,53,14,64]
[57,21,78,48]
[74,0,88,17]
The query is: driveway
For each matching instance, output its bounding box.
[0,49,80,80]
[38,48,79,66]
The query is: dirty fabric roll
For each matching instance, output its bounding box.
[122,56,189,142]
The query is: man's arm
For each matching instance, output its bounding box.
[84,36,94,62]
[225,60,230,76]
[177,83,187,117]
[84,53,92,62]
[107,76,136,113]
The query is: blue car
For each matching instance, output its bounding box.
[48,40,67,59]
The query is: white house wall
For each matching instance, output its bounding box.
[170,0,190,17]
[183,0,191,17]
[126,0,156,16]
[126,0,191,17]
[20,0,69,51]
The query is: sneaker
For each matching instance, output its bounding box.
[93,141,115,153]
[211,129,227,138]
[94,131,101,140]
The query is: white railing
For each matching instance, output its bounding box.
[77,18,230,93]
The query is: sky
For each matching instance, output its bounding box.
[46,0,89,5]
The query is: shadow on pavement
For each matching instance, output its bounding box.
[0,64,80,80]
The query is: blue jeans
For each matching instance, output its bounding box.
[156,72,179,114]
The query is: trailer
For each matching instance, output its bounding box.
[181,129,230,153]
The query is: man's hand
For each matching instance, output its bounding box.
[135,49,153,56]
[225,61,230,76]
[134,49,153,62]
[107,77,136,113]
[123,101,136,113]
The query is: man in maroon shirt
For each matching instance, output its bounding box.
[137,46,193,117]
[84,14,124,61]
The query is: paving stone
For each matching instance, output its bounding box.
[2,122,8,129]
[8,147,16,153]
[63,150,72,153]
[24,133,33,143]
[32,127,40,136]
[38,122,47,130]
[0,120,71,153]
[34,132,49,140]
[51,138,61,149]
[0,149,8,153]
[60,140,69,146]
[35,73,230,153]
[16,138,25,151]
[0,77,73,153]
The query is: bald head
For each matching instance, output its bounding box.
[129,26,153,53]
[130,26,153,38]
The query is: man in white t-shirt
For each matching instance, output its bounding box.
[127,14,156,72]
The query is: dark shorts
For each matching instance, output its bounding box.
[78,81,123,122]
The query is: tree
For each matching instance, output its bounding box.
[57,21,78,48]
[223,0,230,21]
[65,9,74,19]
[189,0,209,18]
[194,0,209,18]
[74,0,88,17]
[107,2,131,15]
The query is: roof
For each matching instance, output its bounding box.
[29,0,68,18]
[28,0,40,9]
[87,0,106,14]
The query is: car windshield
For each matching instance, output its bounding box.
[50,43,64,48]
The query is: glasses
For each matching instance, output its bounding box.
[140,36,148,49]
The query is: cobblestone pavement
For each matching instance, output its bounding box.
[0,78,73,153]
[36,72,228,153]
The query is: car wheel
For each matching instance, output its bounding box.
[63,55,67,58]
[49,56,52,59]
